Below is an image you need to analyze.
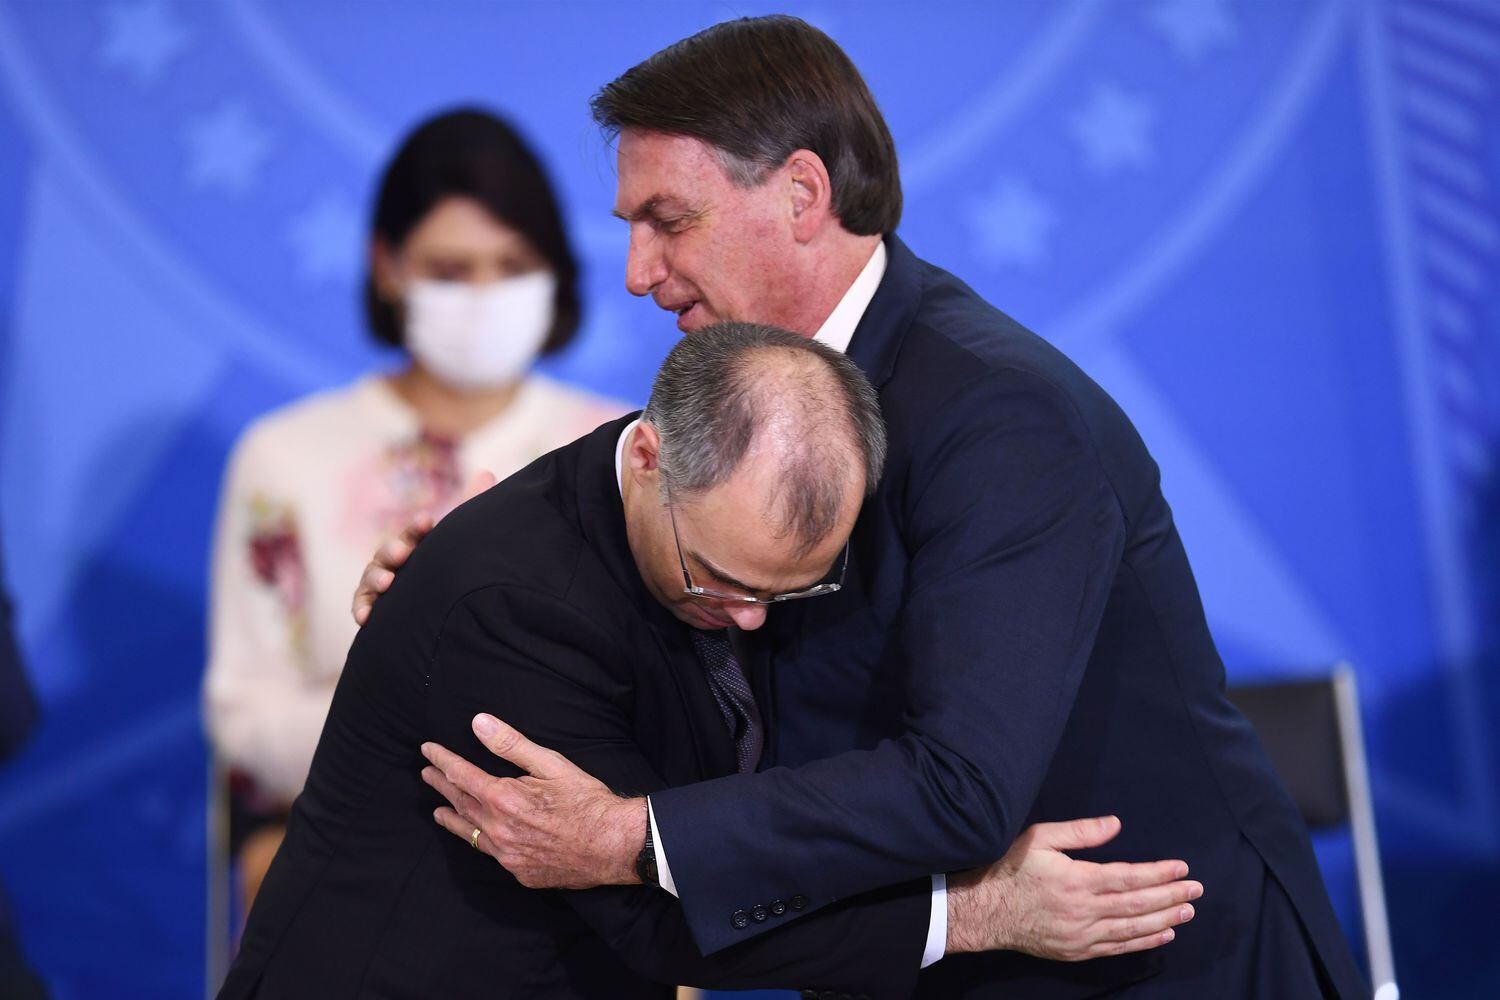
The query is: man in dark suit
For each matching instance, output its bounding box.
[223,324,1188,999]
[412,16,1367,999]
[223,324,922,998]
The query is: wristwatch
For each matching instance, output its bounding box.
[635,815,660,888]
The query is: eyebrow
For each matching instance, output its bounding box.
[614,195,702,224]
[612,195,669,222]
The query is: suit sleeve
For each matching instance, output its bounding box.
[650,369,1129,954]
[426,585,930,998]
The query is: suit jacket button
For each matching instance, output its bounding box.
[790,894,807,910]
[751,904,768,922]
[770,898,787,916]
[731,909,750,929]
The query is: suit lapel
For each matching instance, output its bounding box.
[743,236,925,767]
[846,235,926,390]
[655,623,737,779]
[570,419,737,781]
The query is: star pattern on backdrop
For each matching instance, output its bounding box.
[181,100,274,197]
[286,193,362,284]
[969,175,1056,270]
[1069,81,1157,176]
[99,0,191,88]
[1,7,1495,991]
[1148,0,1238,62]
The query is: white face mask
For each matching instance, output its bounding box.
[403,271,557,391]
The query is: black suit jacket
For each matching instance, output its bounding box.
[219,416,929,1000]
[650,238,1368,998]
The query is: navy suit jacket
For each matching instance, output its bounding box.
[650,238,1367,997]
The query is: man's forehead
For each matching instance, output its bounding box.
[619,127,716,165]
[613,130,726,208]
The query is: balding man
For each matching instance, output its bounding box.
[221,324,1187,1000]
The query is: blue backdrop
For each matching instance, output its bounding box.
[0,1,1497,997]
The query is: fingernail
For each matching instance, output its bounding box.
[474,714,498,737]
[1179,905,1194,921]
[1163,928,1175,941]
[1189,882,1202,899]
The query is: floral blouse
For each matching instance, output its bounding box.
[204,373,629,803]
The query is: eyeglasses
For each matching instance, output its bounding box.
[666,490,848,606]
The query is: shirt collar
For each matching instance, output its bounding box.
[812,240,887,355]
[615,418,641,498]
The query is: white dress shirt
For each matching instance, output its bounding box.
[628,240,950,969]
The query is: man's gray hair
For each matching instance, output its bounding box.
[643,322,886,555]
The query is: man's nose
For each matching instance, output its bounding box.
[624,226,666,298]
[725,603,768,632]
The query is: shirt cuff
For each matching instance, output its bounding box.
[921,873,947,968]
[646,797,678,897]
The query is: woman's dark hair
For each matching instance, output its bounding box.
[364,108,580,353]
[591,15,900,236]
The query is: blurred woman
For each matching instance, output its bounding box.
[204,108,626,914]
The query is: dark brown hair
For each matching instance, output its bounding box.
[591,15,901,236]
[364,108,580,353]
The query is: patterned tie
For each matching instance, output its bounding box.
[690,628,764,773]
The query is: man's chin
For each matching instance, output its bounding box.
[678,602,733,631]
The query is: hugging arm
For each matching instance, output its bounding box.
[649,372,1132,952]
[425,587,931,997]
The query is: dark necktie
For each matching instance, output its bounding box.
[690,628,764,773]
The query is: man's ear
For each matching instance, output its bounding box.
[786,149,834,243]
[626,421,663,477]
